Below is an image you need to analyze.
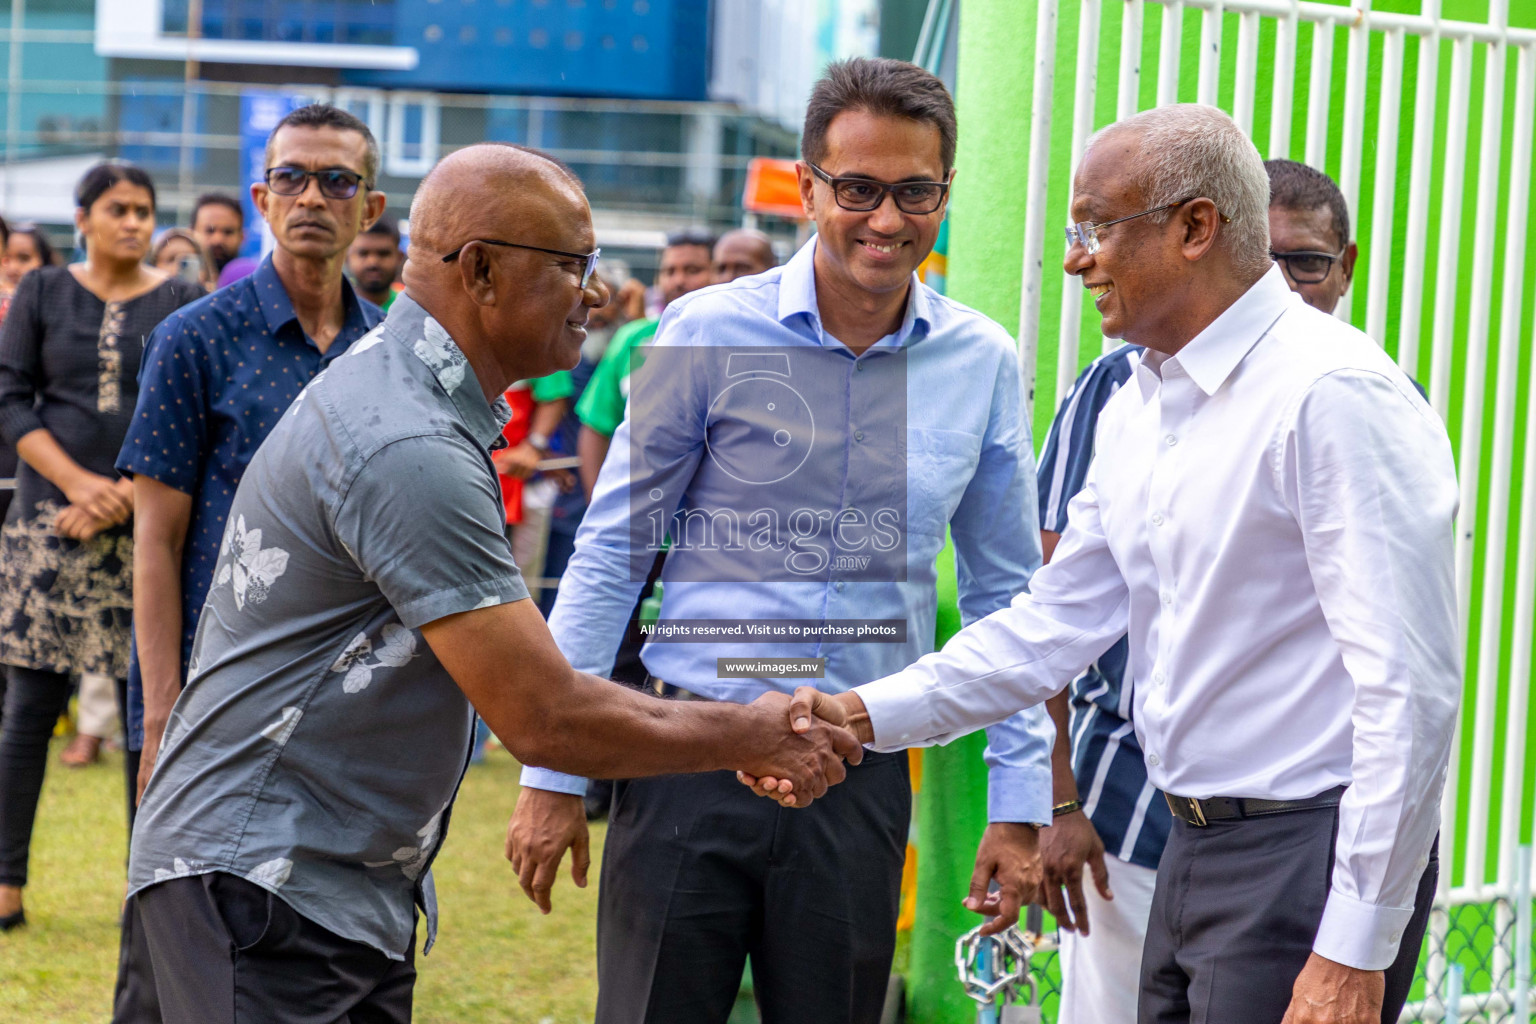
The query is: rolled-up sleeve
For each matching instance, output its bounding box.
[334,434,529,631]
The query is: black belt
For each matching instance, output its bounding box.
[1164,785,1347,827]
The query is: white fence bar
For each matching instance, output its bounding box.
[1431,32,1472,920]
[1157,0,1183,106]
[1428,35,1471,421]
[1149,0,1536,46]
[1460,0,1509,901]
[1114,0,1145,357]
[1056,0,1102,405]
[1197,0,1223,105]
[1333,0,1370,326]
[1363,27,1403,347]
[1396,0,1440,377]
[1303,19,1333,170]
[1268,0,1299,157]
[1017,0,1060,423]
[1517,847,1532,1024]
[1118,0,1145,119]
[1504,50,1536,904]
[1233,11,1260,135]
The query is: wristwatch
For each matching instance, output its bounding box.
[526,431,551,454]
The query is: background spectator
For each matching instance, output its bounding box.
[346,215,404,310]
[1,225,59,316]
[190,193,244,276]
[575,228,715,500]
[0,160,202,932]
[711,227,777,283]
[149,229,214,292]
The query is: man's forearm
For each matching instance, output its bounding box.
[1046,691,1079,806]
[513,668,784,779]
[134,536,186,739]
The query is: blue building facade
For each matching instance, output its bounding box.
[159,0,711,100]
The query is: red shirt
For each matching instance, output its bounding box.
[497,384,535,524]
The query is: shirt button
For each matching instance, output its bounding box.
[1148,754,1161,766]
[1153,670,1165,684]
[855,431,865,442]
[835,581,845,591]
[1390,930,1402,945]
[1151,513,1165,526]
[1165,434,1178,446]
[856,362,865,372]
[1161,591,1172,606]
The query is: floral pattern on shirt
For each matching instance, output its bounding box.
[413,318,467,394]
[331,623,419,694]
[214,514,291,610]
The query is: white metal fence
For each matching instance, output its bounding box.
[1015,0,1536,1019]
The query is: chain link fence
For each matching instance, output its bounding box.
[1007,876,1536,1024]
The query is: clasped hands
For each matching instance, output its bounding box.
[55,472,134,541]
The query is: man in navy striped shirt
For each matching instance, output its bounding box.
[1035,157,1364,1023]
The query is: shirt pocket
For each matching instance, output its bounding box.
[906,428,984,542]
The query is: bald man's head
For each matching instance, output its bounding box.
[713,228,777,283]
[403,142,602,398]
[407,143,585,263]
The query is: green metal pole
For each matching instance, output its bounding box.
[906,3,1040,1021]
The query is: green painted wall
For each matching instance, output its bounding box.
[920,0,1536,1018]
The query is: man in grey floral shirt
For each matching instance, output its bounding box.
[117,144,860,1024]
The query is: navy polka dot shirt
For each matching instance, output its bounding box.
[116,256,382,747]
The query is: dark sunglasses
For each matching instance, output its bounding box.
[264,167,370,200]
[1271,249,1344,284]
[806,162,950,215]
[440,239,601,289]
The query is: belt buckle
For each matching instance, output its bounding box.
[1168,794,1208,827]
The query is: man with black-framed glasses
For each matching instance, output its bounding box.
[510,56,1053,1024]
[1265,159,1357,316]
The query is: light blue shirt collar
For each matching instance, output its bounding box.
[775,236,934,350]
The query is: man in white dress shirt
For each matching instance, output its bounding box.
[746,104,1459,1024]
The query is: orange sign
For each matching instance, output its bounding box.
[742,157,808,220]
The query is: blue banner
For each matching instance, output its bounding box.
[238,92,310,258]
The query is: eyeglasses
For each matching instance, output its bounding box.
[264,167,371,200]
[806,162,951,215]
[1065,198,1203,255]
[440,239,602,288]
[1271,249,1343,284]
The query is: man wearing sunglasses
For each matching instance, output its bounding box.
[510,57,1052,1024]
[1265,159,1356,316]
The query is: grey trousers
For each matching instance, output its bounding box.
[594,750,911,1024]
[1140,803,1437,1024]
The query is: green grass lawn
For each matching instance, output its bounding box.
[0,741,606,1024]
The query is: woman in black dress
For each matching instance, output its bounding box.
[0,161,202,930]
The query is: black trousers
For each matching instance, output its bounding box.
[595,750,911,1024]
[113,873,416,1024]
[1140,804,1437,1024]
[0,665,138,887]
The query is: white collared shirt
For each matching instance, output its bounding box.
[856,266,1461,971]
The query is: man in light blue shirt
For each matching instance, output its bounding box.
[508,57,1052,1024]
